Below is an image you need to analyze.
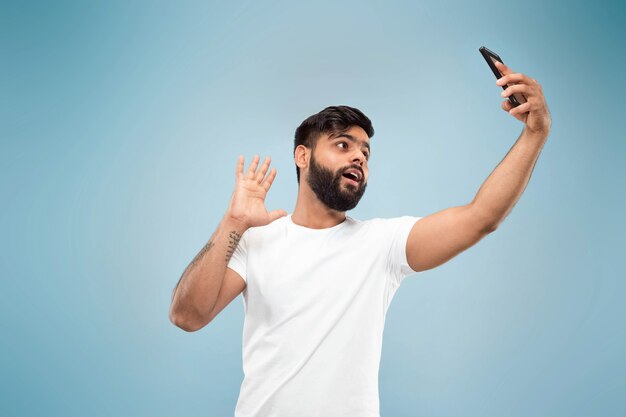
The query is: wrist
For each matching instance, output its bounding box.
[523,126,549,143]
[223,212,250,232]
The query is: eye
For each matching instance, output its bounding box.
[336,141,369,160]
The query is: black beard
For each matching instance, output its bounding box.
[306,152,367,212]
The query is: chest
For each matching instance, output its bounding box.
[245,232,390,321]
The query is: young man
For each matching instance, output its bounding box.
[169,60,551,416]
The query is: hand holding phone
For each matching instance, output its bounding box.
[479,46,527,107]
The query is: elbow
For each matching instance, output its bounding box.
[169,307,207,333]
[475,211,500,234]
[481,222,499,235]
[468,202,500,235]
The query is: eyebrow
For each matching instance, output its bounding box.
[331,133,371,152]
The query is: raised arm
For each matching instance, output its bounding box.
[405,60,551,272]
[169,155,287,331]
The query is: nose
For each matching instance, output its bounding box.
[352,149,367,165]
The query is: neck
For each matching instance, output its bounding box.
[291,182,346,229]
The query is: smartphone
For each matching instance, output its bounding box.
[479,46,527,107]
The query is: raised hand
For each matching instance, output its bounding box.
[494,60,551,137]
[226,155,288,229]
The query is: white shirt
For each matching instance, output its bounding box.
[227,213,422,417]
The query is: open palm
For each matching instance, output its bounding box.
[227,155,287,228]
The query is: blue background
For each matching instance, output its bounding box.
[2,1,625,416]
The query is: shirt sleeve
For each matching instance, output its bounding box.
[387,215,422,286]
[226,229,249,283]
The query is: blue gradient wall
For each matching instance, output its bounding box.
[1,1,624,416]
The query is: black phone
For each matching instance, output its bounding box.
[479,46,527,107]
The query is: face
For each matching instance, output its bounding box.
[305,125,370,212]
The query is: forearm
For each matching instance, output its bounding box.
[471,127,548,230]
[169,214,247,330]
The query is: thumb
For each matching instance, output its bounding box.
[268,209,289,222]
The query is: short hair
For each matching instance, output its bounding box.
[293,105,375,184]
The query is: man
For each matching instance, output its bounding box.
[169,60,551,416]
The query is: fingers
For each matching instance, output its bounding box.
[501,99,526,118]
[509,101,531,116]
[255,156,271,183]
[236,155,244,180]
[246,155,261,179]
[501,83,531,98]
[238,154,276,186]
[261,167,277,191]
[494,60,513,76]
[496,72,534,87]
[268,209,288,222]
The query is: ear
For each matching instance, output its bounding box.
[294,145,310,171]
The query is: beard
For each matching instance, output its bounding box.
[306,152,367,212]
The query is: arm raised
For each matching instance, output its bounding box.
[406,62,551,273]
[406,128,547,273]
[169,155,287,331]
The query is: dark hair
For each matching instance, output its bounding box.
[293,105,374,184]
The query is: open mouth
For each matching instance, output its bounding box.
[342,172,360,186]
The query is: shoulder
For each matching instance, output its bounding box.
[243,215,290,242]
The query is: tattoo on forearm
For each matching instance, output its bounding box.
[171,239,215,300]
[191,239,215,269]
[226,230,242,262]
[171,230,242,301]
